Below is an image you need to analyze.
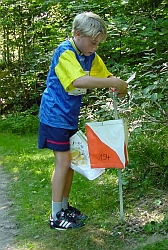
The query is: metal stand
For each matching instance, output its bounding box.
[112,92,124,221]
[111,73,136,220]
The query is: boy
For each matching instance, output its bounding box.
[38,12,127,230]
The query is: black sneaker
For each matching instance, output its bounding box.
[65,203,88,221]
[50,209,84,230]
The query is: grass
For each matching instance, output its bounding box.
[134,238,168,250]
[0,132,168,250]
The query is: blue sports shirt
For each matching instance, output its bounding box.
[39,38,111,129]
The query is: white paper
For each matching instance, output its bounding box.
[70,131,105,180]
[126,72,136,83]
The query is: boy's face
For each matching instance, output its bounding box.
[74,32,103,56]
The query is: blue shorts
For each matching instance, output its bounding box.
[38,123,78,152]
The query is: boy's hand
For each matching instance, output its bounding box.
[109,77,128,98]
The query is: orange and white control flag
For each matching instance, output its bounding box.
[86,119,129,169]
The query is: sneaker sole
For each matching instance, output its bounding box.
[50,223,85,230]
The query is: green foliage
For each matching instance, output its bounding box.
[143,218,168,235]
[122,123,168,190]
[0,0,167,117]
[0,106,39,134]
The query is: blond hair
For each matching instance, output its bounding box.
[72,12,107,40]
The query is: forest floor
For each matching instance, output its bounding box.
[0,166,18,250]
[0,164,168,250]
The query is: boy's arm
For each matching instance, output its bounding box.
[73,75,127,98]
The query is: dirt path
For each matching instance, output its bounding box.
[0,166,18,250]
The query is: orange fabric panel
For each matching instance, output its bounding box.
[86,125,124,169]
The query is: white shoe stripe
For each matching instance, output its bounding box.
[65,222,71,228]
[59,220,71,228]
[59,220,66,227]
[62,221,69,228]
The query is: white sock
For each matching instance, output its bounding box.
[52,201,62,220]
[62,197,68,210]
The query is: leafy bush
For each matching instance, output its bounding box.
[0,0,167,116]
[0,107,39,135]
[123,123,168,190]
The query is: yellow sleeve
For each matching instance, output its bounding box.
[90,54,112,78]
[55,50,86,92]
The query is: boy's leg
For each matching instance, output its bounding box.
[52,150,71,202]
[62,167,74,210]
[52,152,88,222]
[52,150,76,220]
[63,167,74,198]
[50,150,84,229]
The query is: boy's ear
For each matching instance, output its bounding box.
[75,30,81,39]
